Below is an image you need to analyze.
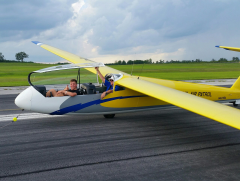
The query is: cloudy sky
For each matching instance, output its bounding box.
[1,0,240,63]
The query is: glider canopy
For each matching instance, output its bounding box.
[33,62,105,73]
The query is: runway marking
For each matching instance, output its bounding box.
[0,113,65,122]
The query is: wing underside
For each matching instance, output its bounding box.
[117,76,240,130]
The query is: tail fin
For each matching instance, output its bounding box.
[231,76,240,90]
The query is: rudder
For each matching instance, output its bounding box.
[231,76,240,90]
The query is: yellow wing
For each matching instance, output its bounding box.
[32,41,129,76]
[116,76,240,130]
[216,45,240,52]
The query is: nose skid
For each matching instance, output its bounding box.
[15,87,33,110]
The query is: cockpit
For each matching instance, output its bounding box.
[28,63,123,97]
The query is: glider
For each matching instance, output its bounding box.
[15,42,240,130]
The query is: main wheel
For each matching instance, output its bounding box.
[233,102,239,107]
[103,114,115,118]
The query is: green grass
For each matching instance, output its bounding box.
[0,62,96,86]
[1,62,240,86]
[108,63,240,80]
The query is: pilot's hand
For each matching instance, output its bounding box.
[95,67,99,71]
[64,85,69,90]
[101,92,106,99]
[56,91,62,95]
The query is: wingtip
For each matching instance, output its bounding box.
[215,45,230,51]
[32,41,43,46]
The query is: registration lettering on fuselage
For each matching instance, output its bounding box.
[191,92,212,97]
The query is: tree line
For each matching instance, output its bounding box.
[106,57,240,65]
[1,51,239,64]
[107,58,153,65]
[0,52,29,62]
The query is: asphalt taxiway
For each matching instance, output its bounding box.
[0,91,240,181]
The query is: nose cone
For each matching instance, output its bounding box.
[15,87,33,110]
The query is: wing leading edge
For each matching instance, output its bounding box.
[216,45,240,52]
[32,41,129,76]
[117,76,240,130]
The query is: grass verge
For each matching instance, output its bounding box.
[0,62,240,86]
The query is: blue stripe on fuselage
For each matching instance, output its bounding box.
[50,95,144,115]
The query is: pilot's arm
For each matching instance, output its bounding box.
[64,91,77,97]
[95,67,105,83]
[55,90,77,97]
[101,89,113,99]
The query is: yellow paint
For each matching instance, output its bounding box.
[41,44,128,76]
[37,42,240,130]
[101,88,142,108]
[115,75,240,130]
[137,96,168,107]
[101,75,240,109]
[231,76,240,90]
[218,46,240,52]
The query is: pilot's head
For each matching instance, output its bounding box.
[70,79,77,90]
[109,75,114,85]
[105,74,115,85]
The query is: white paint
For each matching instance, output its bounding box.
[30,87,66,114]
[15,86,33,110]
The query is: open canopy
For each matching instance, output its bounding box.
[33,62,105,73]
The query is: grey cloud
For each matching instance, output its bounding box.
[2,0,240,63]
[73,0,240,55]
[0,0,76,42]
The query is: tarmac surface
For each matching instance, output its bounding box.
[1,88,240,180]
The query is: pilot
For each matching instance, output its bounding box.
[46,79,80,97]
[95,67,121,99]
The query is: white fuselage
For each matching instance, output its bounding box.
[15,86,172,115]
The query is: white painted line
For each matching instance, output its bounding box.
[0,113,65,122]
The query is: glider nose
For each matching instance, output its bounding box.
[15,87,33,110]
